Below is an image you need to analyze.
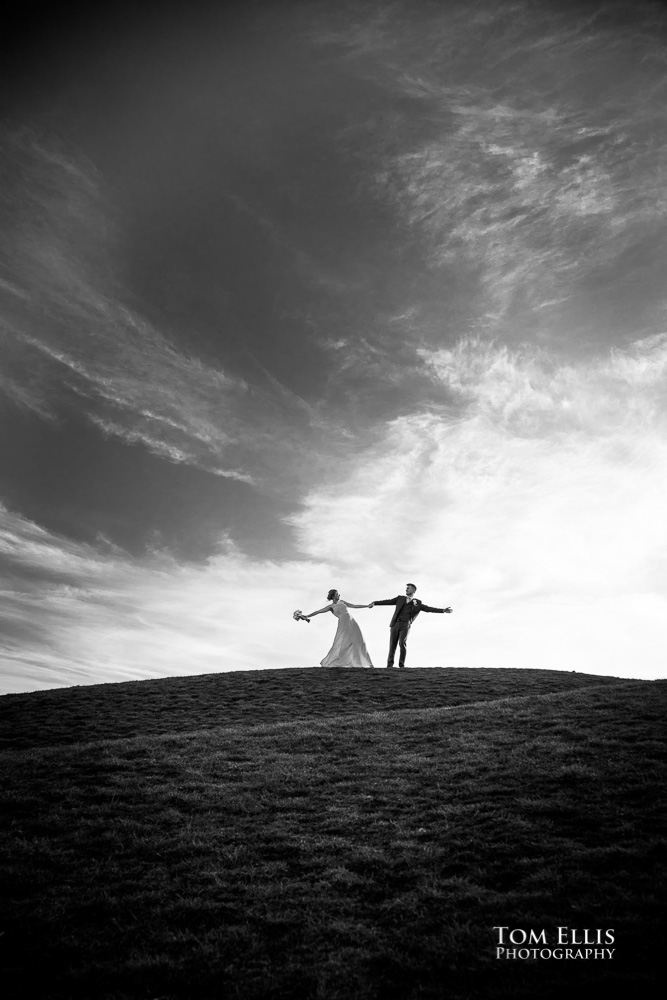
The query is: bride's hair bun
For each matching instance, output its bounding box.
[327,588,339,601]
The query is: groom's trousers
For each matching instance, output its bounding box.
[387,622,411,668]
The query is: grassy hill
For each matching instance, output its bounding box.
[0,667,665,999]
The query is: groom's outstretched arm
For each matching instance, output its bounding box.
[420,604,453,613]
[372,597,400,606]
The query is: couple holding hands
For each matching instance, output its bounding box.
[294,583,452,670]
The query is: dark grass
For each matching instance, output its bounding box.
[0,666,623,751]
[0,669,665,1000]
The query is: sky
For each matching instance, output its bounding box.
[2,0,667,693]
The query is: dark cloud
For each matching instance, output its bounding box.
[0,129,336,474]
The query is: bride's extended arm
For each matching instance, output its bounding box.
[302,605,332,619]
[342,601,372,609]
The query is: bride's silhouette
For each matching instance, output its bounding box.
[296,589,374,668]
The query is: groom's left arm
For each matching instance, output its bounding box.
[420,603,453,613]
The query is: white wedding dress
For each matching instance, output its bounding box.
[320,600,375,668]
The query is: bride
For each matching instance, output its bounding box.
[297,589,375,668]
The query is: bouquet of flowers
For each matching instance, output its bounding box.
[293,610,310,623]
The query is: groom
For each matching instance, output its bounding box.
[371,583,452,669]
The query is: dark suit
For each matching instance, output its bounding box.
[373,596,446,668]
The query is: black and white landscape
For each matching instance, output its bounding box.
[1,3,666,997]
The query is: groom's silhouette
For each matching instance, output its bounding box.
[372,583,452,669]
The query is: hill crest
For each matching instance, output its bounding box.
[0,666,637,753]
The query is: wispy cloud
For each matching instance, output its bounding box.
[0,129,323,488]
[314,0,667,340]
[418,333,667,435]
[0,501,345,693]
[380,97,667,331]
